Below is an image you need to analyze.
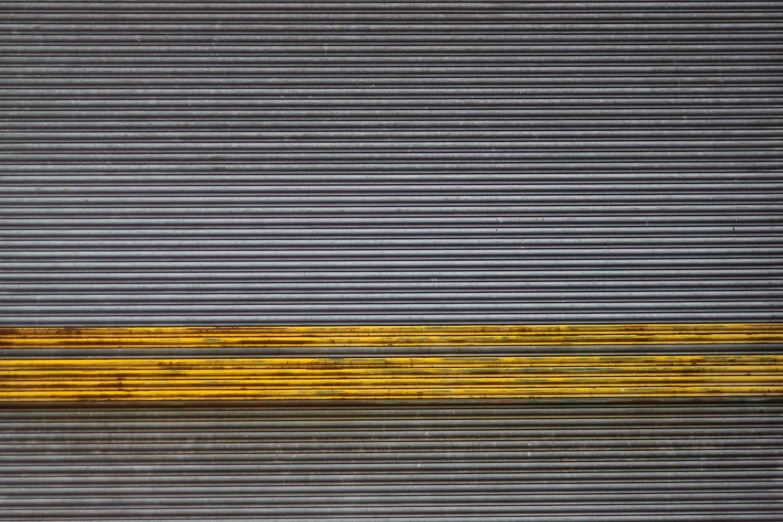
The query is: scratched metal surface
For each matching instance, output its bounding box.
[1,1,782,324]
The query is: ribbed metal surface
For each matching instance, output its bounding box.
[0,404,780,521]
[1,1,782,324]
[1,326,781,402]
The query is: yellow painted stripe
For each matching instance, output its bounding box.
[0,354,780,402]
[0,324,781,402]
[1,323,783,348]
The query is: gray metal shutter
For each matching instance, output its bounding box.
[0,2,781,521]
[0,1,781,325]
[1,404,781,521]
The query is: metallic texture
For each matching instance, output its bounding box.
[0,323,783,403]
[2,323,783,348]
[1,354,781,402]
[0,1,782,325]
[1,324,779,402]
[1,2,781,517]
[0,404,780,520]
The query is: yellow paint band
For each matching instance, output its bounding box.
[0,354,780,402]
[0,324,781,402]
[2,323,783,348]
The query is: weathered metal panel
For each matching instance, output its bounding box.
[0,0,781,324]
[0,2,781,520]
[0,404,780,520]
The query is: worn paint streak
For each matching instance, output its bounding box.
[1,323,782,348]
[0,355,780,402]
[1,324,780,402]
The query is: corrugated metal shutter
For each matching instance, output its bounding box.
[1,404,781,521]
[0,2,780,521]
[0,0,781,324]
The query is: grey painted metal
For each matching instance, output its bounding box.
[0,403,780,520]
[0,0,782,324]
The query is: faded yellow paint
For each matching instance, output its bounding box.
[0,354,780,402]
[1,324,781,402]
[1,323,783,348]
